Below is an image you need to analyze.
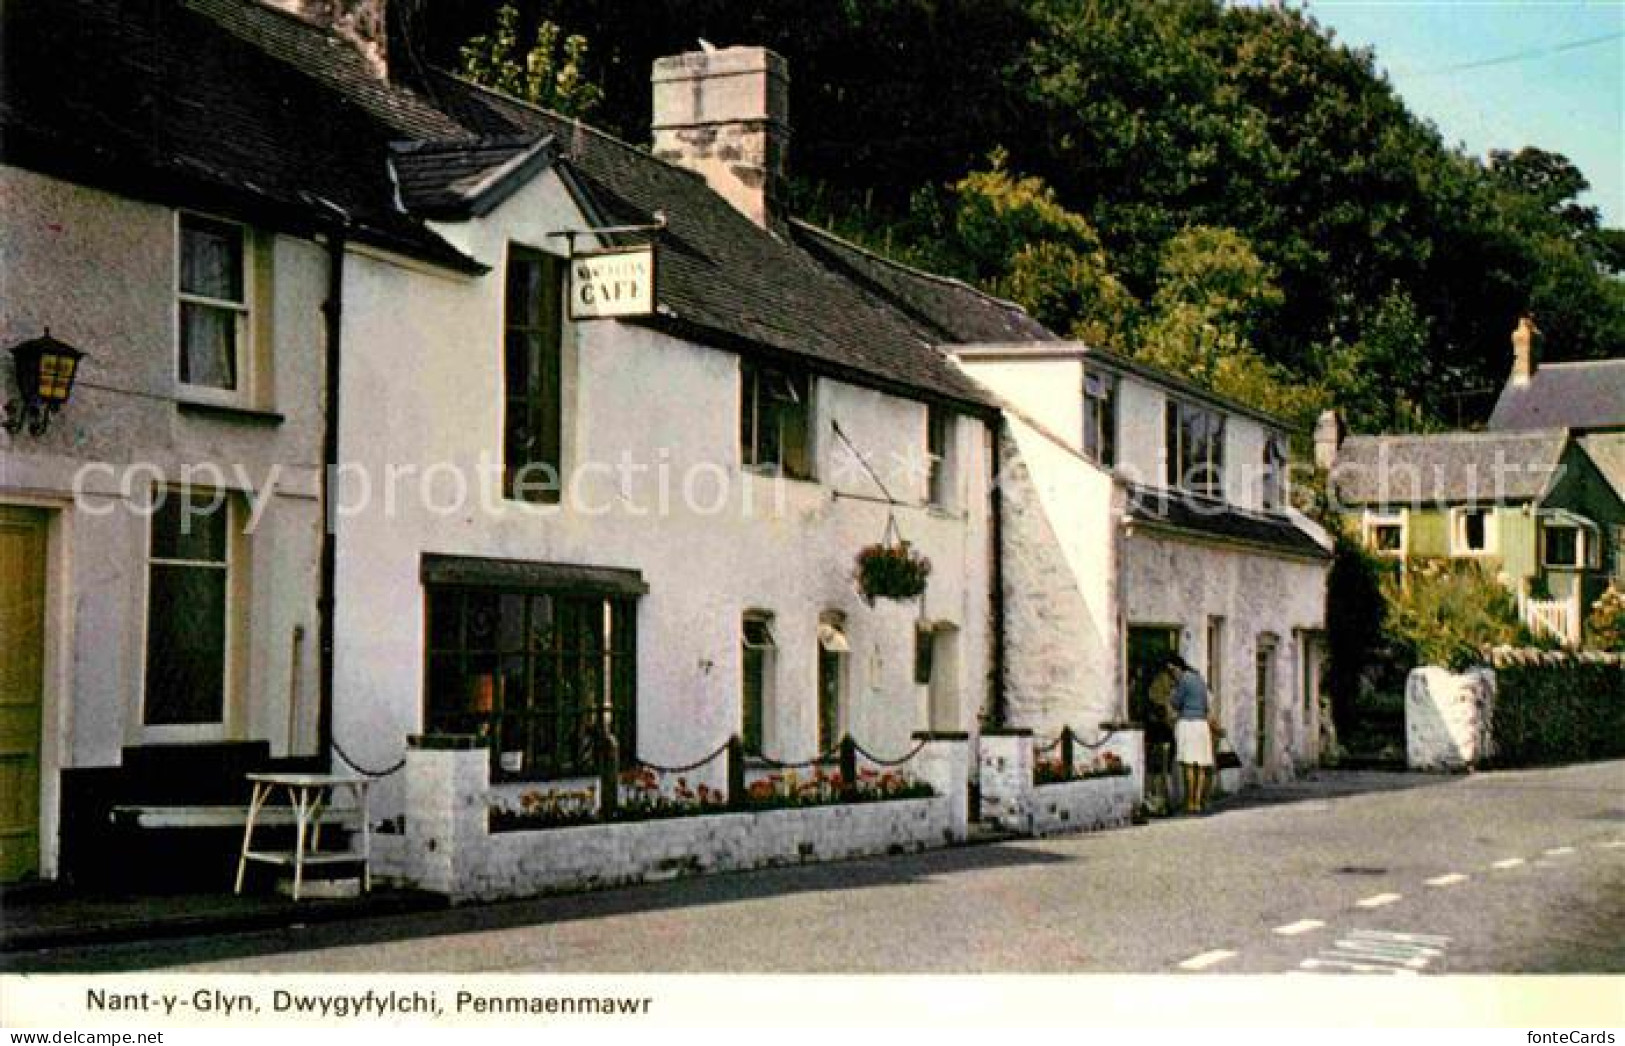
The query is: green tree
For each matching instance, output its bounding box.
[459,3,604,118]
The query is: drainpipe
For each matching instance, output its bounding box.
[989,418,1008,728]
[317,228,346,768]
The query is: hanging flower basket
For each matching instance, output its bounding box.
[855,541,932,604]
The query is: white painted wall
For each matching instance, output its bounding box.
[1122,532,1325,782]
[332,168,993,817]
[1,167,327,873]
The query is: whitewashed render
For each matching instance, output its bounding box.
[0,165,327,878]
[333,162,995,819]
[957,343,1331,783]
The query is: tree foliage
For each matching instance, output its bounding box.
[458,3,603,118]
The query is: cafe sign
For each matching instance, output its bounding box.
[569,245,656,320]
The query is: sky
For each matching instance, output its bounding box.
[1283,0,1625,228]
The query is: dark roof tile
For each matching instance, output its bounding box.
[1488,361,1625,432]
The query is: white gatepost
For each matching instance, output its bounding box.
[977,729,1034,833]
[404,736,491,894]
[911,732,971,842]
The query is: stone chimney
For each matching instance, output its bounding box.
[651,46,790,230]
[1510,314,1541,384]
[1313,409,1345,470]
[258,0,425,82]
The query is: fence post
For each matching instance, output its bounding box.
[728,734,746,810]
[839,735,858,801]
[597,727,620,819]
[1061,727,1075,778]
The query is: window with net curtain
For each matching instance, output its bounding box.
[178,214,248,392]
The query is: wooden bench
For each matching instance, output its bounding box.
[110,805,302,829]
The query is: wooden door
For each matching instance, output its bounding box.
[0,506,48,883]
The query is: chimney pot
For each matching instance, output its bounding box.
[651,46,790,230]
[1313,409,1345,470]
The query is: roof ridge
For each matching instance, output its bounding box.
[435,70,710,188]
[1536,358,1625,369]
[789,218,1036,317]
[1343,428,1570,445]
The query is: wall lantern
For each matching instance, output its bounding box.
[3,329,86,436]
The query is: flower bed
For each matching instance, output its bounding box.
[1033,751,1128,786]
[490,766,933,833]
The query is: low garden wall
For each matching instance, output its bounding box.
[979,728,1141,836]
[397,734,969,902]
[1404,650,1625,771]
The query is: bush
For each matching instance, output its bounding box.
[1588,585,1625,651]
[1489,660,1625,767]
[1381,559,1535,672]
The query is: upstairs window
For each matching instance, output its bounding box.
[1452,507,1494,556]
[741,358,813,479]
[1262,433,1288,511]
[1363,511,1406,557]
[177,214,249,394]
[926,404,953,508]
[504,247,564,502]
[1166,400,1226,499]
[1082,369,1117,467]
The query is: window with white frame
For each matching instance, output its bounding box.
[926,404,954,508]
[143,489,233,729]
[1613,525,1625,582]
[1363,510,1406,557]
[1166,399,1226,499]
[741,612,777,756]
[177,213,251,395]
[1451,506,1495,556]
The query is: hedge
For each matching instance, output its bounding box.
[1488,660,1625,768]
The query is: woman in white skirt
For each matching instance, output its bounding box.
[1165,656,1214,814]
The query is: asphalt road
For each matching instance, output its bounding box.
[19,761,1625,974]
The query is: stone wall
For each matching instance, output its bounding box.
[399,738,968,902]
[1405,666,1496,771]
[978,731,1141,836]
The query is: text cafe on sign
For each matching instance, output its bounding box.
[570,245,656,320]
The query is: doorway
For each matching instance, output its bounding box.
[1254,634,1278,769]
[0,506,48,883]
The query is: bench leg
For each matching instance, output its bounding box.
[291,787,310,902]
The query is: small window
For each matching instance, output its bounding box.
[1166,400,1225,499]
[741,358,813,479]
[927,405,953,507]
[144,489,233,728]
[1262,434,1288,511]
[504,247,564,502]
[177,214,249,394]
[1083,369,1117,467]
[1543,525,1582,569]
[817,614,848,755]
[1452,507,1493,556]
[1364,511,1406,557]
[741,613,777,756]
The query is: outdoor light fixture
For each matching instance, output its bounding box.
[3,329,86,436]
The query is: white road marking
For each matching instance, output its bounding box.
[1355,892,1402,908]
[1491,857,1526,869]
[1425,873,1468,887]
[1350,929,1451,946]
[1273,919,1325,936]
[1543,846,1576,856]
[1600,841,1625,850]
[1177,949,1237,971]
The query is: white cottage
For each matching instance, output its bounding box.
[1,0,998,887]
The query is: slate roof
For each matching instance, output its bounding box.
[1488,361,1625,432]
[789,222,1058,345]
[1330,430,1572,506]
[1,0,995,411]
[0,0,482,271]
[1122,485,1330,560]
[389,136,556,220]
